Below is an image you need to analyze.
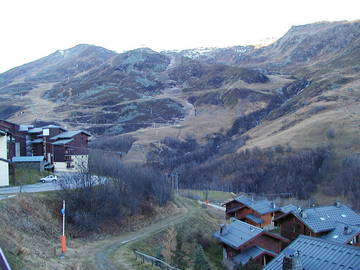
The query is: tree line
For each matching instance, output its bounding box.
[148,135,360,209]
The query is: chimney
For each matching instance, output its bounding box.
[334,201,341,207]
[271,202,276,209]
[282,250,303,270]
[344,225,352,235]
[299,210,307,219]
[220,224,227,236]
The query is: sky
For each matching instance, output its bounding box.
[0,0,359,72]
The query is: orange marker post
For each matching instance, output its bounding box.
[60,235,67,253]
[60,200,67,256]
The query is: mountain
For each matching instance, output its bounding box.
[1,20,360,161]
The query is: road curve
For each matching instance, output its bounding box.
[94,199,192,270]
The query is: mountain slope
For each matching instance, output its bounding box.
[1,20,360,159]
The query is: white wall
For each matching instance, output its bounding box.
[72,155,88,171]
[54,155,88,173]
[54,162,68,172]
[0,135,9,187]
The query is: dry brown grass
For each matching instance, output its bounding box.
[0,193,187,270]
[242,78,360,157]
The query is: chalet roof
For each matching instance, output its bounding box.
[226,205,245,214]
[280,204,298,214]
[52,139,74,145]
[321,223,360,244]
[263,235,360,270]
[19,125,34,132]
[28,128,43,134]
[276,203,360,233]
[50,130,90,140]
[213,220,262,249]
[233,246,277,265]
[245,214,264,224]
[234,195,280,215]
[0,129,6,136]
[30,138,43,144]
[41,125,63,129]
[12,156,44,162]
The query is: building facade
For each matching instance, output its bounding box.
[213,220,289,269]
[224,195,296,229]
[275,203,360,246]
[0,130,9,187]
[50,130,90,172]
[12,156,46,171]
[0,120,27,159]
[0,119,91,173]
[264,235,360,270]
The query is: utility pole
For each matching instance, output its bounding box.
[43,129,49,162]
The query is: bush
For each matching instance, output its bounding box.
[326,128,336,139]
[58,152,172,235]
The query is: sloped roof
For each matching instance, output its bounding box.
[226,205,246,214]
[233,246,277,265]
[52,139,74,145]
[30,138,43,144]
[28,128,43,134]
[50,130,90,140]
[235,195,280,215]
[12,156,44,162]
[263,235,360,270]
[0,129,6,136]
[245,214,264,224]
[321,223,360,244]
[19,125,34,132]
[280,204,298,214]
[41,125,63,129]
[276,203,360,233]
[213,220,263,249]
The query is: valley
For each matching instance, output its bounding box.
[1,19,360,269]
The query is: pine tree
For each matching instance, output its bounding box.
[193,245,211,270]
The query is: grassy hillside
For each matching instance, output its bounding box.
[10,168,51,186]
[113,198,226,270]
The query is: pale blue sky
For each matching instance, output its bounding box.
[0,0,359,72]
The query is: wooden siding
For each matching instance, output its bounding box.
[278,215,325,241]
[225,201,275,228]
[222,232,283,268]
[0,120,27,158]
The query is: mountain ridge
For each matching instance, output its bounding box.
[1,19,360,160]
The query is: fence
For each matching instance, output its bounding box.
[133,249,181,270]
[0,248,12,270]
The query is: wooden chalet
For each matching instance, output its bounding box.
[275,202,360,246]
[213,220,289,270]
[224,195,297,228]
[0,129,10,187]
[264,235,360,270]
[0,120,91,172]
[0,120,27,158]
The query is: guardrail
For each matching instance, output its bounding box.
[0,248,12,270]
[133,249,181,270]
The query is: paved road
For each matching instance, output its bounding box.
[0,182,60,197]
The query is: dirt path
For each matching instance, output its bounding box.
[69,198,195,270]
